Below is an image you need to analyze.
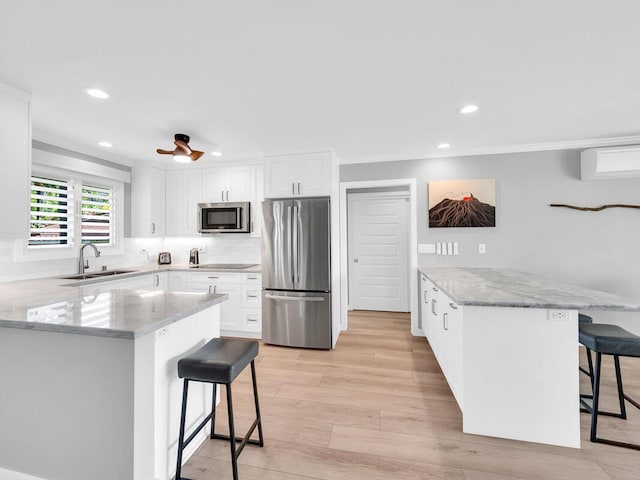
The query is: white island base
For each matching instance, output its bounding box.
[461,306,580,448]
[0,306,220,480]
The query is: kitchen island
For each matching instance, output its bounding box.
[0,281,227,480]
[419,267,640,449]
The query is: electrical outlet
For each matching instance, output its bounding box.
[548,310,569,321]
[478,243,486,254]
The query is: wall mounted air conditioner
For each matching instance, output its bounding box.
[581,145,640,180]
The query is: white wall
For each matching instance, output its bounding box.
[341,149,640,329]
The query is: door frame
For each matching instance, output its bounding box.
[339,178,419,335]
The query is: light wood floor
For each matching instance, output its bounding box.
[183,310,640,480]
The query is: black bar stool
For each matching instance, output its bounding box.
[175,338,264,480]
[579,323,640,450]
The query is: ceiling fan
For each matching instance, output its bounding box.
[156,133,205,162]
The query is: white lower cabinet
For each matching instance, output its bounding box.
[241,273,262,336]
[167,270,262,338]
[420,275,463,409]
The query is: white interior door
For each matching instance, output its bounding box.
[348,191,409,312]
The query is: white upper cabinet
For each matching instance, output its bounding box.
[264,151,332,198]
[0,86,30,239]
[165,168,202,236]
[202,165,251,202]
[131,164,165,237]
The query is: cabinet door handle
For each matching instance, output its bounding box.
[226,190,229,201]
[151,222,156,234]
[297,182,301,195]
[443,312,449,331]
[208,276,219,279]
[449,302,458,310]
[213,285,217,294]
[247,276,258,280]
[423,291,428,303]
[432,287,438,292]
[431,299,437,315]
[291,183,295,195]
[247,316,258,322]
[208,285,212,294]
[247,293,259,298]
[155,274,159,287]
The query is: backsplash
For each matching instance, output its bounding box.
[0,236,261,283]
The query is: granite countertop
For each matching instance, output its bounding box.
[0,287,228,339]
[0,263,261,339]
[420,267,640,312]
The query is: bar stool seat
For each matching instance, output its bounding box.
[175,338,264,480]
[579,323,640,450]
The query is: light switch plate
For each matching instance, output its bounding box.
[436,243,442,255]
[453,242,459,255]
[418,243,436,254]
[447,242,453,255]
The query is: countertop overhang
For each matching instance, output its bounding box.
[420,267,640,312]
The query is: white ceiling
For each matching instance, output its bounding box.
[2,0,640,166]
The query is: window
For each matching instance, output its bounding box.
[29,173,118,249]
[29,176,74,246]
[81,184,112,245]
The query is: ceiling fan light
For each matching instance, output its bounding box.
[173,154,191,163]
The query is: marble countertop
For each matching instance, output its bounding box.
[420,267,640,311]
[0,263,262,339]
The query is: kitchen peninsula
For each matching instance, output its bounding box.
[420,267,640,449]
[0,277,227,480]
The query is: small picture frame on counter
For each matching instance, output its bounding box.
[157,251,172,265]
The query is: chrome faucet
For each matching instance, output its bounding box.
[79,243,101,274]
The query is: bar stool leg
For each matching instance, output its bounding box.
[175,379,190,480]
[614,355,628,419]
[210,383,217,438]
[226,383,239,480]
[590,352,602,443]
[250,360,264,446]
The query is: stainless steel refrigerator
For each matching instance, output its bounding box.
[261,197,331,349]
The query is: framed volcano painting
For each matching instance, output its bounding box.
[428,179,496,228]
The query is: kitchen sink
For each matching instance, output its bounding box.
[59,269,136,280]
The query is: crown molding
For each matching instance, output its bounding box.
[0,81,31,101]
[338,135,640,165]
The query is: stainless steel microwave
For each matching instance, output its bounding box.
[198,202,251,233]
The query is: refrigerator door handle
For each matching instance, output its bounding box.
[265,294,325,302]
[287,205,293,284]
[292,204,299,285]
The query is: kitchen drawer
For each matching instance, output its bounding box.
[242,284,261,308]
[242,308,262,333]
[187,271,241,284]
[242,272,262,285]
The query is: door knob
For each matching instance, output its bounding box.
[353,258,359,263]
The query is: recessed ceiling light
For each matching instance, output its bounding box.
[98,141,112,148]
[437,143,451,149]
[460,104,478,114]
[211,151,222,157]
[85,88,109,100]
